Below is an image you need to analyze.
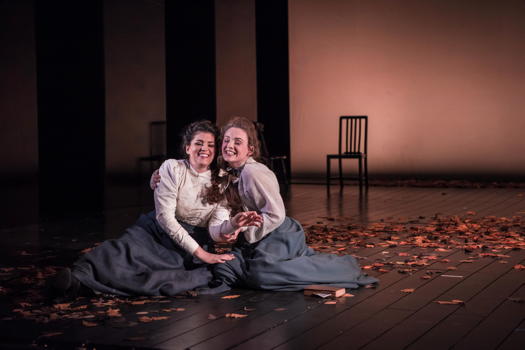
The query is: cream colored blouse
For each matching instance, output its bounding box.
[154,159,230,254]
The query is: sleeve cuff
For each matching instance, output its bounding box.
[184,239,200,255]
[220,220,236,235]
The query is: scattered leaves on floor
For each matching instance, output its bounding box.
[2,212,523,334]
[401,288,415,293]
[305,214,524,275]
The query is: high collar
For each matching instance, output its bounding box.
[184,159,211,179]
[231,157,256,173]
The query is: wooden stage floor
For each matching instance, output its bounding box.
[1,184,524,349]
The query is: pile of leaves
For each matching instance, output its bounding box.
[305,213,524,274]
[306,213,524,252]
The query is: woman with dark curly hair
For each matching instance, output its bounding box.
[52,120,261,297]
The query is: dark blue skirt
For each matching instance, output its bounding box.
[212,217,378,291]
[72,211,214,296]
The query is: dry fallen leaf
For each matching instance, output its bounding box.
[151,316,169,321]
[434,299,464,305]
[162,308,185,312]
[225,313,248,318]
[343,293,355,297]
[138,316,169,323]
[40,331,63,338]
[221,294,241,299]
[107,308,122,317]
[138,316,153,323]
[401,288,415,293]
[513,264,525,270]
[53,303,71,310]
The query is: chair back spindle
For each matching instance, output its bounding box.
[339,116,367,155]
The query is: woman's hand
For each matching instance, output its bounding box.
[150,169,161,190]
[219,228,242,243]
[231,211,263,229]
[193,247,235,264]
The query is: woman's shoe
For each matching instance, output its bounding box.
[49,267,81,297]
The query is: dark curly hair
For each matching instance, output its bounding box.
[180,120,219,158]
[203,117,262,215]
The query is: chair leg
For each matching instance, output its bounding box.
[364,155,368,187]
[357,157,363,189]
[280,158,288,186]
[326,157,331,189]
[338,157,343,189]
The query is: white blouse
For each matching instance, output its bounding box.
[218,158,286,243]
[154,159,231,254]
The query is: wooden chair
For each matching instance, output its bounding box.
[326,116,368,188]
[137,121,167,178]
[253,121,289,186]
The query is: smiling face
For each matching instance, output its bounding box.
[222,127,253,168]
[185,131,216,172]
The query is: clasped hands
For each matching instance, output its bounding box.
[195,211,263,264]
[219,211,263,243]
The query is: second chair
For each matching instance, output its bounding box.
[326,115,368,189]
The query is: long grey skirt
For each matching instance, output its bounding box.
[211,217,378,292]
[72,211,214,296]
